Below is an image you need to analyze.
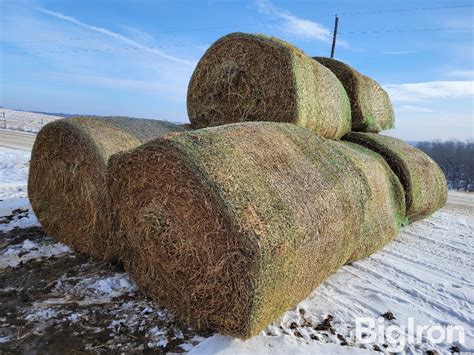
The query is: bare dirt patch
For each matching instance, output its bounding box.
[0,227,211,353]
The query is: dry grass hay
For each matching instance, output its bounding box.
[109,122,405,338]
[343,133,448,222]
[179,123,194,130]
[28,116,185,260]
[334,141,407,259]
[187,32,351,139]
[314,57,395,132]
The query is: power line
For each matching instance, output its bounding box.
[336,4,474,15]
[0,18,294,45]
[339,26,474,35]
[0,4,472,45]
[3,27,473,56]
[3,42,212,55]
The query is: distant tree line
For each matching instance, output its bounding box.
[416,140,473,190]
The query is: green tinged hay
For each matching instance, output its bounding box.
[109,122,405,338]
[334,141,407,258]
[28,116,185,260]
[187,32,351,139]
[343,132,448,222]
[314,57,395,132]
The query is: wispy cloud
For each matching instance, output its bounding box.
[36,7,194,66]
[384,81,474,102]
[383,50,417,55]
[255,0,337,44]
[48,72,187,100]
[447,70,474,80]
[394,105,434,113]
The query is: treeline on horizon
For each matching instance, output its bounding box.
[416,139,473,190]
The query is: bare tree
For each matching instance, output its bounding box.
[417,140,474,190]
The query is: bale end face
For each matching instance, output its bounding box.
[187,33,297,128]
[27,119,137,258]
[108,142,256,337]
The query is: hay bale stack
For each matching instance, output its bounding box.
[314,57,395,132]
[343,133,448,222]
[109,122,405,338]
[187,33,351,139]
[28,116,185,260]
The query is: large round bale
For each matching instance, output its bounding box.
[334,141,407,259]
[343,132,448,222]
[28,116,185,260]
[314,57,395,132]
[187,32,351,139]
[108,122,405,338]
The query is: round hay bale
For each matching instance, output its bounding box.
[314,57,395,132]
[343,132,448,222]
[187,32,351,139]
[334,141,407,259]
[108,122,405,338]
[28,116,185,260]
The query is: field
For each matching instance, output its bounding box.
[0,146,472,354]
[0,108,61,133]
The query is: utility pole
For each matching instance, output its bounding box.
[330,14,339,58]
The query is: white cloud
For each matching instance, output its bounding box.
[447,70,474,80]
[384,81,474,102]
[255,0,336,44]
[48,72,187,100]
[255,0,274,15]
[36,7,193,66]
[395,105,434,113]
[279,13,331,42]
[383,50,417,55]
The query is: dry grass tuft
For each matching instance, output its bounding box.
[109,122,405,338]
[187,33,351,139]
[343,132,447,222]
[314,57,395,132]
[28,116,185,260]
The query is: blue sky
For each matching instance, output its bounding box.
[0,0,473,141]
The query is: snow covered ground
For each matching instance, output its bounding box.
[0,148,38,231]
[0,146,472,353]
[0,108,61,133]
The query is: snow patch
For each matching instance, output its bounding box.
[0,239,70,269]
[88,275,137,297]
[67,313,80,322]
[0,336,12,344]
[189,334,372,354]
[0,147,30,199]
[0,147,38,231]
[51,273,138,304]
[0,197,39,232]
[25,308,57,321]
[147,326,168,348]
